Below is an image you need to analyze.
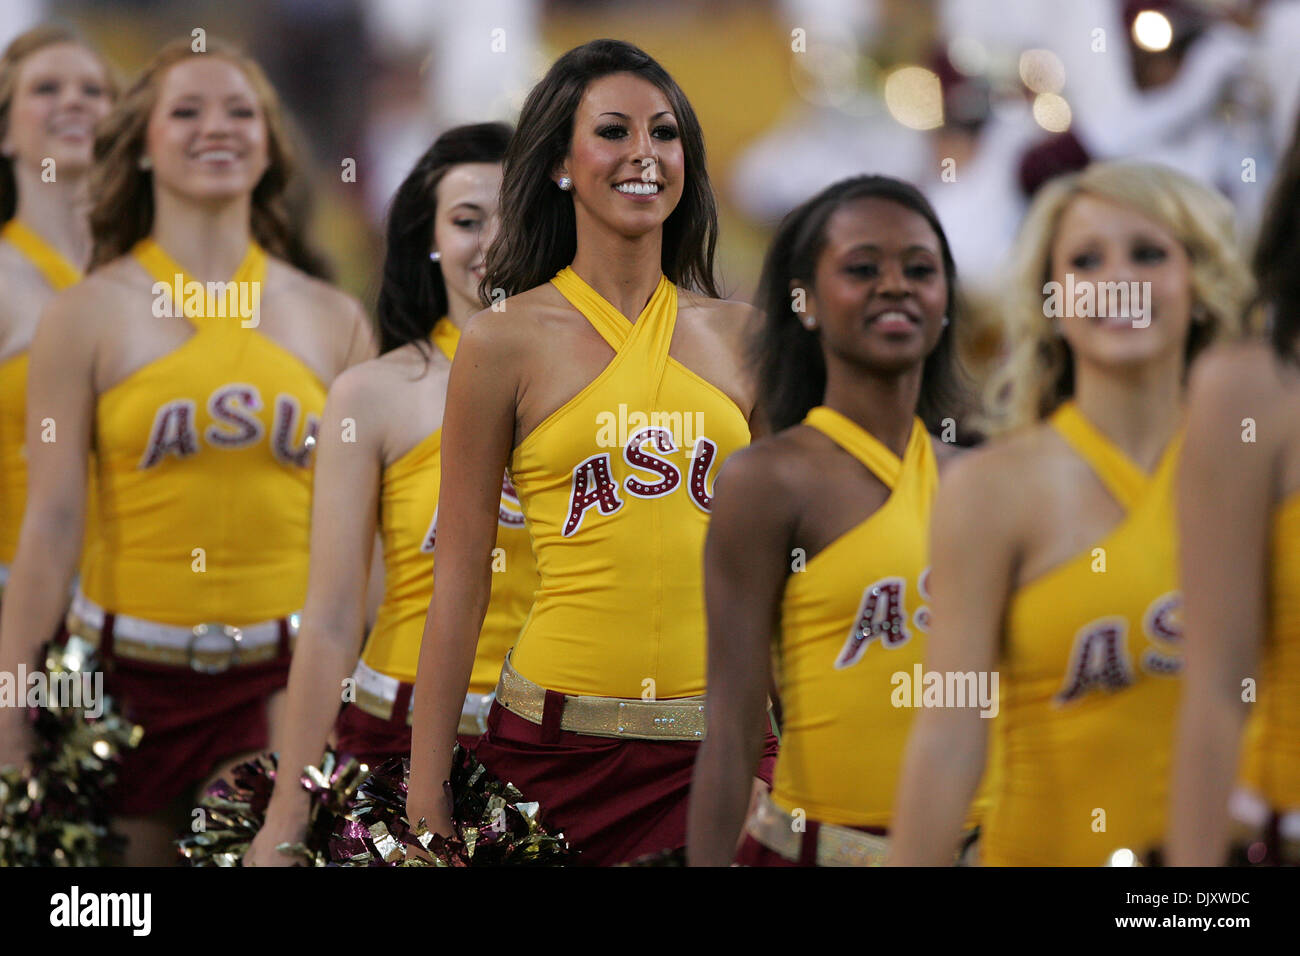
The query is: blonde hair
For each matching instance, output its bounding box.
[88,36,323,274]
[980,161,1256,435]
[0,24,117,221]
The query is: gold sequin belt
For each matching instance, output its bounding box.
[351,658,494,737]
[745,790,889,867]
[494,652,706,741]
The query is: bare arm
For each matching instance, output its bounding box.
[0,290,96,765]
[1168,350,1272,865]
[687,447,794,866]
[407,311,519,836]
[244,370,382,865]
[889,450,1014,864]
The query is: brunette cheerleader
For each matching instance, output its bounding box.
[407,39,777,865]
[0,26,113,614]
[687,175,973,866]
[0,38,373,865]
[1169,112,1300,866]
[889,162,1253,866]
[243,122,539,866]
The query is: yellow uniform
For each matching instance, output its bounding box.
[770,406,938,828]
[0,221,82,579]
[80,239,323,625]
[360,317,537,694]
[1239,490,1300,809]
[506,267,750,699]
[984,402,1185,865]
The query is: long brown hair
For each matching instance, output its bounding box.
[481,38,718,302]
[88,37,324,275]
[0,24,117,223]
[1253,107,1300,363]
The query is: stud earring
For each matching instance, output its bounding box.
[942,315,950,328]
[558,176,573,191]
[801,315,817,330]
[429,251,441,262]
[138,155,152,171]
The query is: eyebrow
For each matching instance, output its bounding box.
[447,202,485,214]
[596,111,675,120]
[844,243,938,255]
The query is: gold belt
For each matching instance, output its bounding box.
[352,661,494,737]
[745,790,889,867]
[494,653,706,741]
[66,594,294,673]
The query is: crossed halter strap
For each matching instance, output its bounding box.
[803,405,922,491]
[550,265,677,398]
[0,220,81,289]
[1049,401,1182,513]
[132,237,267,325]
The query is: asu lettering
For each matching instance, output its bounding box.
[561,433,721,536]
[1054,592,1184,705]
[834,567,933,669]
[138,385,318,470]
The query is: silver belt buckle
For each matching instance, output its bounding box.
[188,623,243,674]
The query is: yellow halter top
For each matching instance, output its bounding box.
[1240,489,1300,809]
[506,267,751,699]
[0,221,82,569]
[79,238,324,626]
[360,317,538,693]
[770,406,938,828]
[984,401,1185,866]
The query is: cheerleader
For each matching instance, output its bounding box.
[407,39,778,865]
[0,26,113,617]
[1169,114,1300,866]
[243,122,538,866]
[687,175,972,866]
[0,38,373,865]
[889,162,1254,866]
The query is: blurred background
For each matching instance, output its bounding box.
[5,0,1298,335]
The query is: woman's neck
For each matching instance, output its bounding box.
[569,212,665,322]
[150,188,253,281]
[1070,350,1186,471]
[821,361,924,459]
[11,162,93,268]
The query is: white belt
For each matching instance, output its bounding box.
[351,658,495,736]
[66,589,298,673]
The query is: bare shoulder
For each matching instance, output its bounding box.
[40,258,139,334]
[937,424,1059,533]
[930,433,966,470]
[679,291,761,345]
[461,283,569,362]
[1188,339,1295,411]
[715,425,823,516]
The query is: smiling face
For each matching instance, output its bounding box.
[557,71,685,239]
[143,56,270,204]
[1049,193,1194,371]
[2,42,110,175]
[431,161,503,318]
[803,196,949,375]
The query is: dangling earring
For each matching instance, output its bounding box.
[429,251,441,262]
[138,155,153,171]
[557,176,573,191]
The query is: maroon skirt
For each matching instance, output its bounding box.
[334,702,478,767]
[472,700,780,866]
[104,654,290,817]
